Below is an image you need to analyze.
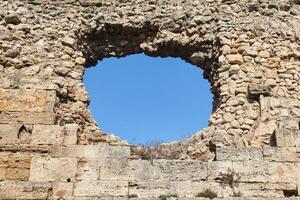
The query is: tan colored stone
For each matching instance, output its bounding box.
[226,54,244,64]
[29,157,77,182]
[0,89,56,112]
[32,125,64,145]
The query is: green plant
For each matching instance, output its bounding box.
[196,189,217,199]
[158,193,178,200]
[233,191,242,197]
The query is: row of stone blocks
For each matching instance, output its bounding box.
[0,144,299,199]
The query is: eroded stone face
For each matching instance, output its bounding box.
[0,0,299,199]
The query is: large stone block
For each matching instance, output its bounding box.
[0,124,20,144]
[216,148,263,161]
[0,112,55,125]
[173,181,223,198]
[31,125,64,145]
[0,89,56,112]
[128,181,174,198]
[51,144,130,159]
[236,182,296,198]
[263,147,299,162]
[0,181,51,199]
[152,160,208,181]
[5,156,31,181]
[232,161,298,184]
[0,75,59,90]
[74,180,128,197]
[63,124,79,145]
[52,182,74,199]
[207,161,233,181]
[29,156,77,182]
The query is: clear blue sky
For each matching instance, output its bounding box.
[83,53,212,144]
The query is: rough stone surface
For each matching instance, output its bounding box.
[0,0,299,199]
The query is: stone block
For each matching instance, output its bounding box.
[233,161,298,184]
[0,181,51,199]
[0,89,56,112]
[128,181,174,198]
[0,112,55,125]
[207,161,233,181]
[216,148,263,161]
[29,156,77,182]
[64,124,79,145]
[263,147,299,162]
[173,181,222,198]
[51,144,110,159]
[31,125,64,145]
[0,75,59,90]
[51,144,130,159]
[0,124,20,144]
[275,128,299,147]
[52,182,74,199]
[236,182,296,198]
[5,156,31,181]
[74,180,128,197]
[152,160,208,181]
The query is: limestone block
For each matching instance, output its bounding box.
[0,124,20,144]
[0,181,51,199]
[63,124,79,145]
[232,161,298,184]
[152,160,208,181]
[0,112,55,125]
[0,89,56,112]
[128,181,174,198]
[173,181,222,198]
[216,148,263,161]
[236,182,296,198]
[74,180,128,197]
[31,125,64,145]
[108,145,131,158]
[51,144,130,159]
[51,144,110,158]
[275,128,299,147]
[99,158,132,181]
[0,156,7,181]
[207,161,232,181]
[0,75,59,90]
[52,182,74,199]
[5,156,31,181]
[29,156,77,182]
[263,147,299,162]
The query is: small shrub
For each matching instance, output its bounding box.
[128,194,138,198]
[196,189,217,199]
[158,193,178,200]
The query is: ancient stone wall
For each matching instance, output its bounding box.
[0,0,299,199]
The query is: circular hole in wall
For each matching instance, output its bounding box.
[83,53,212,145]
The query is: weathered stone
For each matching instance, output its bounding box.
[29,157,77,182]
[216,148,263,161]
[74,180,128,197]
[0,181,51,199]
[0,112,55,125]
[31,125,64,145]
[61,36,76,49]
[63,124,79,145]
[0,124,19,144]
[4,14,21,24]
[0,89,56,112]
[226,54,244,64]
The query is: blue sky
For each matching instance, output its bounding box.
[83,53,212,144]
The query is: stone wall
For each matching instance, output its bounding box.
[0,0,299,199]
